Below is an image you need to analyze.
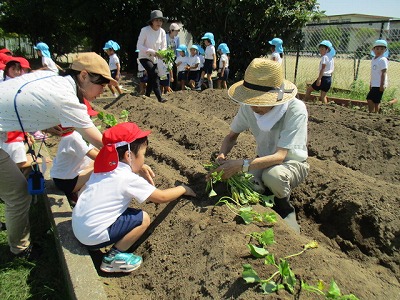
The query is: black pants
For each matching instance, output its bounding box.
[139,58,163,101]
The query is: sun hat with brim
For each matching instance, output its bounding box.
[71,52,118,86]
[218,44,230,54]
[269,38,284,54]
[34,42,51,58]
[147,10,168,24]
[228,58,297,106]
[103,40,120,51]
[169,23,180,31]
[94,122,151,173]
[0,53,12,64]
[372,39,388,48]
[201,32,215,46]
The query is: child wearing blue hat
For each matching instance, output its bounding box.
[186,45,201,90]
[197,32,216,90]
[305,40,335,104]
[175,44,189,90]
[269,38,284,64]
[34,42,62,74]
[367,40,389,113]
[217,43,230,89]
[103,40,123,97]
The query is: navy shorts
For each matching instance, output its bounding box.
[137,71,148,83]
[177,71,188,81]
[311,76,332,92]
[159,74,170,87]
[366,87,384,103]
[188,70,200,82]
[203,59,214,75]
[110,69,119,80]
[218,68,229,81]
[86,207,143,250]
[53,176,78,195]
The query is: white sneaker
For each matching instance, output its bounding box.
[100,252,142,273]
[113,93,118,98]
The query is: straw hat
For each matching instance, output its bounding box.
[228,58,297,106]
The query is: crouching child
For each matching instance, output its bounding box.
[72,122,196,273]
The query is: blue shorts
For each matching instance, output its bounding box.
[53,176,78,195]
[188,70,200,82]
[137,71,148,83]
[203,59,214,75]
[218,68,229,81]
[311,76,332,92]
[177,71,188,81]
[160,74,170,87]
[86,207,143,250]
[367,87,384,103]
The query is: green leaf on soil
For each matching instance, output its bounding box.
[247,244,269,258]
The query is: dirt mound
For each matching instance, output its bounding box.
[88,89,399,299]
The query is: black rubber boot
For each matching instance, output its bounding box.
[273,195,300,233]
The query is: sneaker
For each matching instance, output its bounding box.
[113,93,118,98]
[13,243,43,261]
[159,98,167,103]
[100,252,142,273]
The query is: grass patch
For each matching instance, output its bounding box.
[0,197,69,300]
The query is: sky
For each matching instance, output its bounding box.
[317,0,400,19]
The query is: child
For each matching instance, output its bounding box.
[268,38,284,64]
[50,99,99,206]
[367,40,389,113]
[186,45,201,90]
[175,45,189,90]
[305,40,335,104]
[217,43,230,89]
[34,42,62,74]
[103,40,123,97]
[72,122,196,273]
[198,32,216,89]
[136,50,148,95]
[157,58,173,94]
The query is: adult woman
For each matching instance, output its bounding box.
[137,10,168,103]
[0,52,115,258]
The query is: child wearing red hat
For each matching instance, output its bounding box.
[72,122,195,273]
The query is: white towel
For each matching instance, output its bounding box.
[254,101,290,132]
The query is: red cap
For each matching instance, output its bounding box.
[5,131,25,143]
[12,57,30,69]
[83,98,98,116]
[94,122,151,173]
[0,53,12,64]
[0,62,5,70]
[0,48,12,55]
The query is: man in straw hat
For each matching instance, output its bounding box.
[213,58,309,233]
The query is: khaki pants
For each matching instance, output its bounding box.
[250,160,310,198]
[0,149,31,254]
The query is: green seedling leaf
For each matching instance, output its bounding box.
[262,212,277,224]
[264,253,276,265]
[278,259,296,294]
[239,210,255,224]
[242,264,261,283]
[247,244,269,258]
[301,280,325,296]
[327,279,341,298]
[260,194,275,207]
[120,110,129,122]
[304,240,319,250]
[208,189,217,197]
[260,281,278,294]
[260,228,275,246]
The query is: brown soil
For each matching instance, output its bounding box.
[74,82,400,299]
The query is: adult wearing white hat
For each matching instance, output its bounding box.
[213,58,309,233]
[0,52,116,258]
[137,10,168,103]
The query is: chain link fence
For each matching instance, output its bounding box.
[284,20,400,101]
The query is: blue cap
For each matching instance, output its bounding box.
[176,44,188,56]
[201,32,215,46]
[217,43,230,54]
[34,42,51,58]
[190,45,199,53]
[319,40,336,59]
[268,38,284,54]
[103,40,120,51]
[371,39,389,57]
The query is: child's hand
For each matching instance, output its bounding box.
[139,164,155,186]
[181,184,196,197]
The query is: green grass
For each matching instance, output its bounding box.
[0,197,69,300]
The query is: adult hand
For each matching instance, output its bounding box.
[139,164,155,185]
[213,159,242,180]
[146,49,156,56]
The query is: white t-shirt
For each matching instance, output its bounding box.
[50,131,93,179]
[188,55,200,71]
[219,53,229,70]
[72,163,156,245]
[231,99,308,162]
[0,141,26,164]
[205,45,216,60]
[108,53,120,71]
[271,52,282,64]
[370,55,388,88]
[0,71,93,142]
[199,55,205,68]
[157,60,172,78]
[319,55,334,76]
[175,56,188,72]
[137,25,167,63]
[42,56,59,74]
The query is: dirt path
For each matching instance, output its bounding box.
[73,87,400,299]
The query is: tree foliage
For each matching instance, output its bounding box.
[0,0,320,75]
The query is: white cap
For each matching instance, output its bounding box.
[169,23,180,31]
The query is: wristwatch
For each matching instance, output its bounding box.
[242,159,250,173]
